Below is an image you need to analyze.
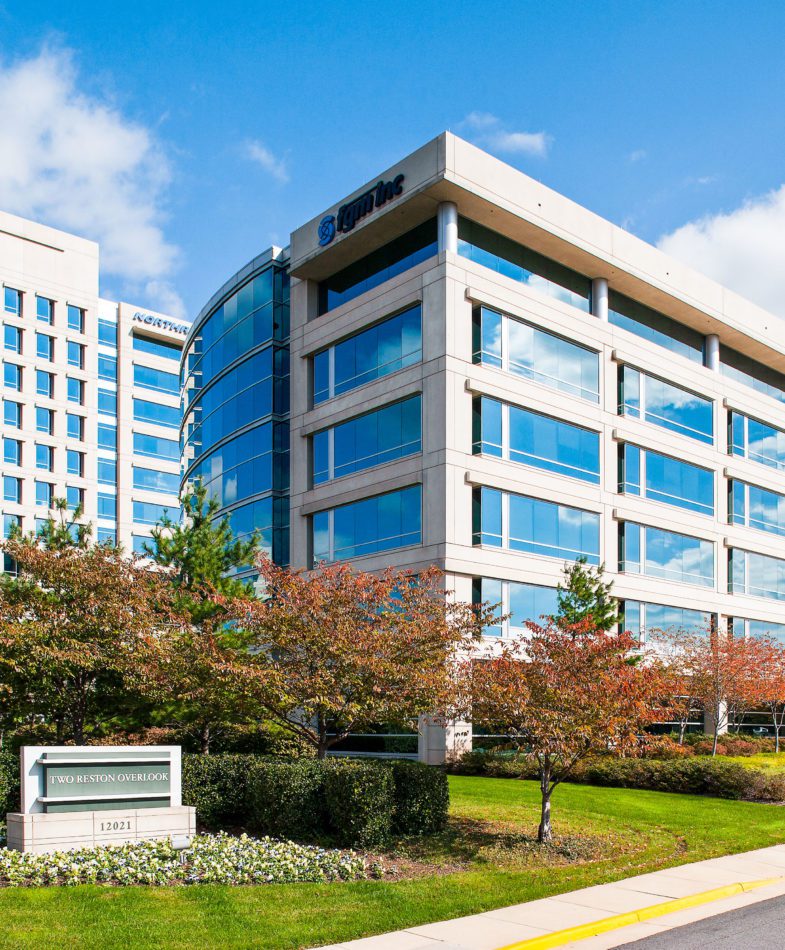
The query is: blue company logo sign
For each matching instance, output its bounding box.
[317,173,405,246]
[318,215,336,247]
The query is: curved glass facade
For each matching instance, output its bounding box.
[181,251,290,567]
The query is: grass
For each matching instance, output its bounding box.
[715,752,785,773]
[2,775,785,949]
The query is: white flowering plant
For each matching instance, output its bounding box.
[0,833,381,887]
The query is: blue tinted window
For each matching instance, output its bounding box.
[36,444,53,470]
[730,480,785,537]
[134,432,179,460]
[66,486,83,511]
[133,467,180,494]
[37,370,53,398]
[619,366,713,444]
[619,445,714,516]
[2,513,20,538]
[4,363,21,391]
[37,407,53,434]
[622,600,711,643]
[66,450,83,476]
[133,535,159,555]
[98,423,117,450]
[223,496,278,558]
[312,396,421,484]
[473,486,600,564]
[134,364,179,394]
[36,333,53,361]
[98,319,117,346]
[68,341,84,368]
[3,438,20,466]
[98,354,116,380]
[186,422,285,507]
[312,485,422,563]
[67,377,83,404]
[730,548,785,601]
[133,398,179,429]
[474,396,600,483]
[3,475,20,503]
[318,220,437,314]
[67,305,84,332]
[36,297,53,324]
[66,413,83,441]
[621,522,714,588]
[4,325,20,353]
[459,219,591,313]
[4,288,20,316]
[98,458,116,484]
[313,306,422,405]
[3,400,20,428]
[97,527,117,545]
[742,618,785,644]
[474,306,599,402]
[730,411,785,471]
[97,493,116,519]
[609,291,704,363]
[35,481,53,507]
[133,500,170,525]
[133,334,181,360]
[98,388,117,416]
[721,345,785,405]
[472,577,558,638]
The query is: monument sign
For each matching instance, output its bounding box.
[7,746,195,853]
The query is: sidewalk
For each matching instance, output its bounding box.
[316,844,785,950]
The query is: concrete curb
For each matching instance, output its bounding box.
[495,877,784,950]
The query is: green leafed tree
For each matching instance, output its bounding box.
[145,479,261,752]
[555,556,619,632]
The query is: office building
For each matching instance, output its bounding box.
[189,133,785,755]
[0,210,185,558]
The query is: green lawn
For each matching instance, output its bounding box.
[1,775,785,949]
[717,752,785,773]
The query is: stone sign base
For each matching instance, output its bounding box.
[7,805,196,854]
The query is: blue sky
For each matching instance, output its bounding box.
[1,0,785,319]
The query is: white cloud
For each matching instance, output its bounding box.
[628,149,647,163]
[244,140,289,183]
[658,185,785,318]
[0,47,184,318]
[459,112,551,158]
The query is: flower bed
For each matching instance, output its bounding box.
[0,833,378,887]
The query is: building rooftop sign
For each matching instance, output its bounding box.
[318,174,405,246]
[133,311,189,335]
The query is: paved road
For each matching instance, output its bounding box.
[620,893,785,948]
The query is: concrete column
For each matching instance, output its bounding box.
[418,715,472,765]
[437,201,458,255]
[591,277,609,321]
[705,701,728,737]
[705,333,720,371]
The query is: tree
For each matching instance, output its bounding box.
[231,560,490,759]
[556,557,619,632]
[756,641,785,751]
[0,535,173,744]
[145,479,261,752]
[467,618,665,843]
[658,628,771,754]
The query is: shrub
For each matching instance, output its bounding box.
[182,754,258,829]
[0,750,20,815]
[451,751,783,802]
[248,760,327,841]
[324,760,394,849]
[388,761,449,836]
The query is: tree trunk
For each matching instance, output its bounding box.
[776,727,781,754]
[678,719,686,745]
[538,762,553,843]
[712,728,719,756]
[199,722,211,755]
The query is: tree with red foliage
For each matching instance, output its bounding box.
[230,559,492,759]
[467,618,666,843]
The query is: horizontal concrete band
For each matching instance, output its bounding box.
[496,877,783,950]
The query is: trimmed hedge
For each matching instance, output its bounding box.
[181,755,449,848]
[0,750,20,816]
[324,761,394,849]
[449,751,785,802]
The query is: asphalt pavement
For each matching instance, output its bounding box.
[620,893,785,949]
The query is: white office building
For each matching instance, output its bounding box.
[0,210,186,559]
